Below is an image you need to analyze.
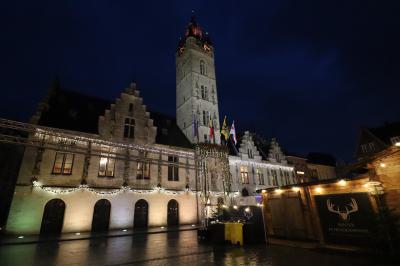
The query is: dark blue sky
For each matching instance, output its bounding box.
[1,1,399,162]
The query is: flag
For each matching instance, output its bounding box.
[230,120,237,145]
[208,112,214,143]
[220,116,229,143]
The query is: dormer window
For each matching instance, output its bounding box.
[200,60,206,75]
[390,136,400,145]
[124,118,135,139]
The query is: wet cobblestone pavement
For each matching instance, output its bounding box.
[0,230,391,265]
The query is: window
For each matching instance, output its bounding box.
[361,144,368,153]
[311,169,318,179]
[391,136,400,145]
[124,118,135,139]
[247,149,253,159]
[162,128,168,136]
[240,166,249,184]
[168,156,179,181]
[204,134,208,143]
[257,168,264,185]
[128,103,134,113]
[98,157,115,177]
[368,142,375,152]
[200,60,205,75]
[137,162,150,179]
[275,154,281,162]
[52,153,74,175]
[271,169,278,186]
[202,110,209,126]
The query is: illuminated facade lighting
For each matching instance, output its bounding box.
[292,187,300,192]
[261,189,266,193]
[275,188,283,194]
[338,179,346,186]
[380,163,386,168]
[245,207,250,212]
[395,142,400,147]
[233,205,238,209]
[296,171,305,175]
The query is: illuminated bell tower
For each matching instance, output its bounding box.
[176,17,221,144]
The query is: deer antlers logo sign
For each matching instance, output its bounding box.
[315,193,374,244]
[326,198,358,221]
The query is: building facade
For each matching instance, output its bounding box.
[5,18,294,235]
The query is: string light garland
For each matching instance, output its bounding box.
[32,180,239,197]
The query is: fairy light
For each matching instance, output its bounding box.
[315,187,323,193]
[275,188,283,194]
[32,180,239,198]
[292,187,300,192]
[380,163,386,168]
[337,179,346,186]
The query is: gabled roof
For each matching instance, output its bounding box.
[368,121,400,145]
[35,87,192,148]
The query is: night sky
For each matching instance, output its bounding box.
[1,1,399,162]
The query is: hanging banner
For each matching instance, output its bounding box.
[314,192,375,245]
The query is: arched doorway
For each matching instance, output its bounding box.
[91,199,111,232]
[40,199,65,235]
[167,199,179,226]
[134,199,148,228]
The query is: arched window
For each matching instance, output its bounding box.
[200,60,205,75]
[242,188,249,197]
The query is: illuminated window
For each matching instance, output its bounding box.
[200,60,205,75]
[168,156,179,181]
[240,166,249,184]
[124,118,135,139]
[137,162,150,180]
[257,168,264,185]
[98,157,115,177]
[52,153,74,175]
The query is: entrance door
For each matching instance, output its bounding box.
[40,199,65,235]
[91,199,111,232]
[167,199,179,226]
[134,199,148,228]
